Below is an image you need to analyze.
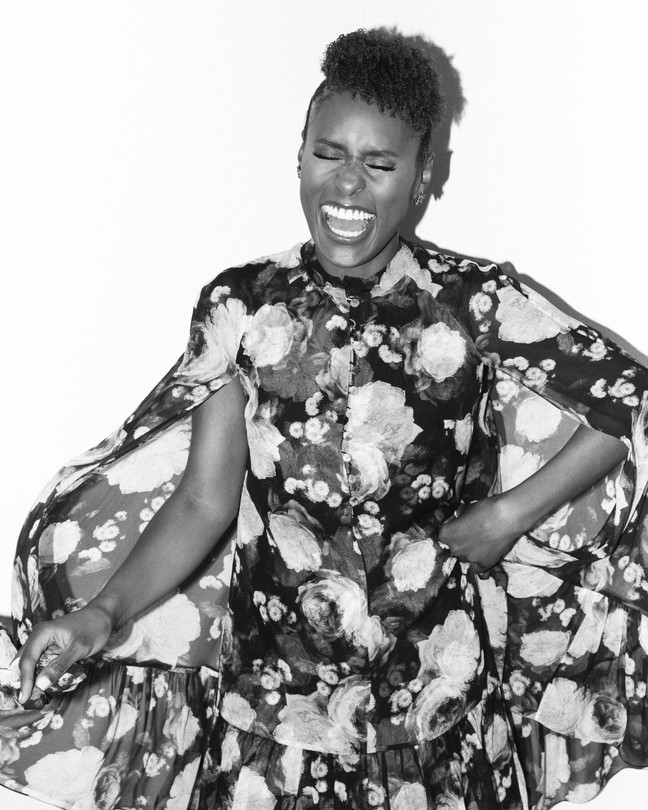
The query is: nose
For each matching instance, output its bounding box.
[334,158,366,196]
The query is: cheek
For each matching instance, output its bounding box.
[375,182,414,222]
[299,180,319,222]
[300,168,328,208]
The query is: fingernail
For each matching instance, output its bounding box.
[18,691,25,704]
[35,675,52,692]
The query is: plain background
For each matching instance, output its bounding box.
[1,1,647,807]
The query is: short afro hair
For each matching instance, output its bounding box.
[302,29,445,164]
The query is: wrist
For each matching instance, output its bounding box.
[86,592,123,631]
[495,489,541,536]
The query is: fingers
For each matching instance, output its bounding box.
[33,648,81,696]
[16,626,52,704]
[16,625,82,704]
[471,558,499,577]
[453,553,490,574]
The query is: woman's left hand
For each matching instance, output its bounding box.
[438,494,525,573]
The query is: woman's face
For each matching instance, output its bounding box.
[299,91,430,278]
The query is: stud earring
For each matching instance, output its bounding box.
[414,192,425,206]
[297,165,302,179]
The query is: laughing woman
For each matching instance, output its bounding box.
[2,28,648,810]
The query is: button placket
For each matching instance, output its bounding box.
[343,293,360,512]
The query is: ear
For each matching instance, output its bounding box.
[297,143,305,168]
[415,152,435,200]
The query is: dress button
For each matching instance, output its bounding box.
[343,430,353,440]
[347,474,357,484]
[339,506,352,525]
[342,452,351,463]
[350,496,359,506]
[348,297,360,308]
[349,385,358,395]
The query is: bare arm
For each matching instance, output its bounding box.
[91,376,248,626]
[439,424,628,571]
[17,377,248,701]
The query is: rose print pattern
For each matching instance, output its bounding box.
[2,239,648,809]
[0,628,217,810]
[463,261,648,808]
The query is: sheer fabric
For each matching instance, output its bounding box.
[0,239,646,809]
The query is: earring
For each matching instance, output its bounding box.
[414,192,425,206]
[297,165,302,179]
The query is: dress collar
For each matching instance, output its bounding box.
[299,238,415,298]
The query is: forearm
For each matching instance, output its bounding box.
[88,487,236,628]
[440,425,628,571]
[501,423,628,533]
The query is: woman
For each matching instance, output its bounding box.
[1,28,646,810]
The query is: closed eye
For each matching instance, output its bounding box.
[313,152,395,171]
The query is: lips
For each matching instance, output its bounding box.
[321,203,376,240]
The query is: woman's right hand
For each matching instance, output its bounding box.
[16,603,116,704]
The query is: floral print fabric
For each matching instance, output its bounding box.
[1,237,647,809]
[200,687,519,810]
[0,648,218,810]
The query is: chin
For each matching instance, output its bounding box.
[318,241,374,269]
[312,224,395,275]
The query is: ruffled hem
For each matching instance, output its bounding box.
[197,687,524,810]
[510,711,648,810]
[0,657,218,810]
[502,571,648,807]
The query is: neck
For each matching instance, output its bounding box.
[315,232,401,280]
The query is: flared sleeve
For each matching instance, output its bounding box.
[462,259,648,806]
[0,268,251,809]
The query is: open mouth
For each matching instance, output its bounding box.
[321,204,376,240]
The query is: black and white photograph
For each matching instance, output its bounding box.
[1,3,647,808]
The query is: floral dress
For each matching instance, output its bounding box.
[1,238,647,810]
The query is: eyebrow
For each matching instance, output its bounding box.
[313,138,400,159]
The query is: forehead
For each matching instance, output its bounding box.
[307,91,419,156]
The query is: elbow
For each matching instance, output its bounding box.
[174,484,241,527]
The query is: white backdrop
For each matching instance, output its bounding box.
[1,1,647,807]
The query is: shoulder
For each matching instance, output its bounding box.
[408,243,513,316]
[194,242,307,309]
[411,241,504,282]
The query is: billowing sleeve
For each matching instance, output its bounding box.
[466,262,647,440]
[462,260,648,804]
[73,267,253,466]
[463,261,648,580]
[0,268,253,808]
[173,268,252,392]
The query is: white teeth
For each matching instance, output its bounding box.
[328,223,365,237]
[321,204,375,221]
